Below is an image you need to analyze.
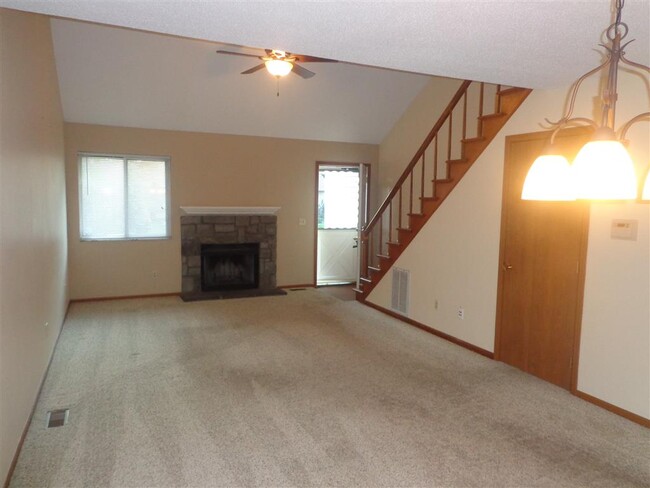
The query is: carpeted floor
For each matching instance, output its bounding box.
[10,289,650,487]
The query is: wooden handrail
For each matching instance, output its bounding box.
[363,80,472,235]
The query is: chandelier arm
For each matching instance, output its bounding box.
[548,118,599,145]
[618,112,650,141]
[619,53,650,72]
[546,59,612,125]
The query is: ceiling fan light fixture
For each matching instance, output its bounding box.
[265,59,293,77]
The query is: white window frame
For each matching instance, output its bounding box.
[78,152,172,241]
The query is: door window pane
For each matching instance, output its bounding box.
[319,169,359,229]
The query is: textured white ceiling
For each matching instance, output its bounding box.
[49,19,430,144]
[2,0,648,144]
[2,0,648,88]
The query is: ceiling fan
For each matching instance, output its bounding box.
[216,48,337,79]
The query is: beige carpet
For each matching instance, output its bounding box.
[10,290,650,487]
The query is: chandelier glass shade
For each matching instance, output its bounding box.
[571,139,638,199]
[643,170,650,200]
[521,153,575,201]
[522,0,650,202]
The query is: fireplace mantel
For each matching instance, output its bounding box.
[180,206,280,216]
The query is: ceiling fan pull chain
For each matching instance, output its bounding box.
[276,77,280,97]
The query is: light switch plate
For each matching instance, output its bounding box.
[611,219,638,241]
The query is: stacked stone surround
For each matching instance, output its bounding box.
[181,214,277,294]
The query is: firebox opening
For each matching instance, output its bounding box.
[201,243,260,291]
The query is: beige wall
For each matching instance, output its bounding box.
[369,71,650,419]
[377,76,462,201]
[0,9,68,483]
[64,124,378,299]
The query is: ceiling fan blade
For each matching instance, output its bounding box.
[241,63,266,75]
[216,50,262,59]
[292,63,316,79]
[293,54,338,63]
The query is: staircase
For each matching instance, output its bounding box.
[356,81,531,299]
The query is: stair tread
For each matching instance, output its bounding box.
[446,159,468,165]
[432,178,453,183]
[461,137,485,143]
[368,266,381,272]
[421,195,441,201]
[377,254,390,260]
[479,112,506,120]
[359,276,372,284]
[397,227,413,232]
[408,212,425,217]
[352,287,364,294]
[387,241,402,246]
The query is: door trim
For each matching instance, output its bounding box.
[313,161,371,287]
[494,128,590,393]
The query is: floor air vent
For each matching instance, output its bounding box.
[391,268,409,315]
[46,409,69,428]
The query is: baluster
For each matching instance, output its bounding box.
[447,112,453,178]
[433,137,439,199]
[478,82,484,137]
[420,151,425,203]
[409,171,414,216]
[379,212,383,255]
[367,234,372,276]
[361,233,368,278]
[495,84,501,114]
[462,90,468,141]
[397,186,402,233]
[388,201,393,244]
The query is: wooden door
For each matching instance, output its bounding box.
[496,128,590,391]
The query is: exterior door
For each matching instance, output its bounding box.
[315,163,369,285]
[495,128,590,391]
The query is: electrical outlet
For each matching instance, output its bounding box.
[457,308,464,320]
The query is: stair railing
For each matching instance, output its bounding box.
[360,80,505,279]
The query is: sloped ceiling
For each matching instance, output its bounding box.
[2,0,648,144]
[48,19,430,144]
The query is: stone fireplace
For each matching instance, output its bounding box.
[180,207,283,300]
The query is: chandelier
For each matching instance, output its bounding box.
[522,0,649,201]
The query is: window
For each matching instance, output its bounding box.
[79,153,170,240]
